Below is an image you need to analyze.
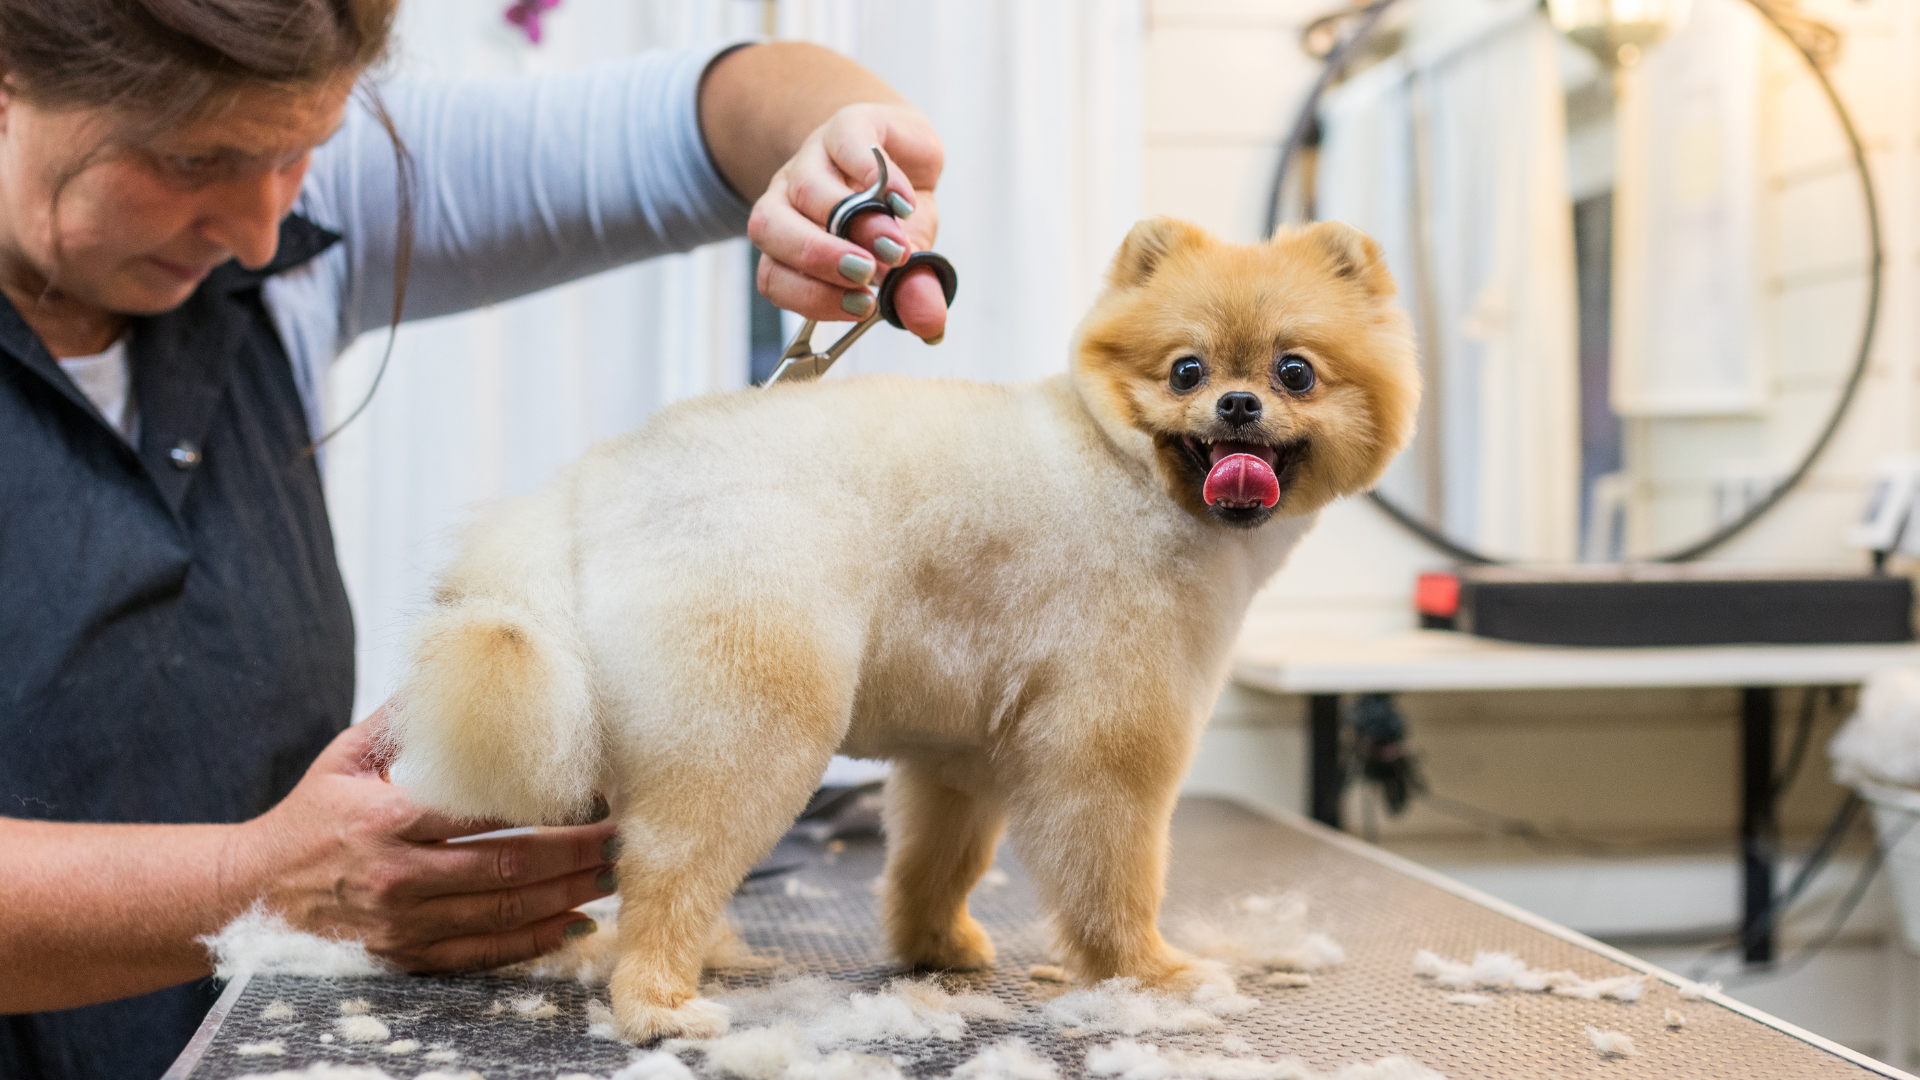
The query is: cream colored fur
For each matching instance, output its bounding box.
[384,218,1419,1041]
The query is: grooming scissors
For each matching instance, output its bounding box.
[763,146,959,387]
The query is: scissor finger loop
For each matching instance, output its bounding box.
[826,146,895,239]
[765,145,958,389]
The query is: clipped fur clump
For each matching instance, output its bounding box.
[684,975,1011,1046]
[683,1024,900,1080]
[1175,894,1344,974]
[611,1052,699,1080]
[334,1015,391,1043]
[199,904,390,980]
[1042,972,1255,1035]
[1585,1026,1638,1057]
[951,1039,1061,1080]
[1412,950,1643,1001]
[387,217,1421,1039]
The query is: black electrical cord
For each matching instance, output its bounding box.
[1772,687,1837,802]
[1267,0,1882,566]
[1416,789,1736,859]
[1719,802,1905,987]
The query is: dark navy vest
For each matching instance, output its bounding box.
[0,216,356,1079]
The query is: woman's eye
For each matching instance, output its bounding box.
[1169,356,1206,393]
[163,154,219,178]
[1275,355,1316,394]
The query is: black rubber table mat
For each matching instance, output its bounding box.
[169,797,1910,1079]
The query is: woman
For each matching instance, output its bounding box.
[0,2,949,1077]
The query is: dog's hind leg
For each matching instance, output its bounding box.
[598,605,857,1042]
[880,757,1004,971]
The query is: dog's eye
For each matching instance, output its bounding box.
[1275,355,1316,394]
[1169,357,1206,393]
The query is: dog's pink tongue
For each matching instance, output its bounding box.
[1204,453,1280,508]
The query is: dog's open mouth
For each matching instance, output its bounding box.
[1177,437,1306,512]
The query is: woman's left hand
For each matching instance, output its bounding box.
[748,102,947,342]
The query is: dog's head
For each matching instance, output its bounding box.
[1071,217,1420,529]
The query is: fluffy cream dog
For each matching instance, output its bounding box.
[385,217,1420,1040]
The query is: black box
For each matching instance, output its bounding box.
[1454,566,1914,647]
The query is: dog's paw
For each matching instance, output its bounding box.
[615,995,729,1042]
[895,912,997,972]
[1133,951,1238,1000]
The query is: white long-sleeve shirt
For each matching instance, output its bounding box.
[69,42,752,443]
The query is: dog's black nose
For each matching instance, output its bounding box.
[1216,392,1262,427]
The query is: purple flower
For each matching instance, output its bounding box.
[504,0,562,44]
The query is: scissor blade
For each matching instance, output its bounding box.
[766,353,828,385]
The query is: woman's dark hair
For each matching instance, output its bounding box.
[0,0,414,444]
[0,0,398,121]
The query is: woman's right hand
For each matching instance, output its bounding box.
[238,713,618,972]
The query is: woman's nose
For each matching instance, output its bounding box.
[204,172,294,269]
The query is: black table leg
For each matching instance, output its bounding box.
[1741,686,1777,964]
[1310,693,1342,829]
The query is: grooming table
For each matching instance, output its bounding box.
[168,797,1910,1080]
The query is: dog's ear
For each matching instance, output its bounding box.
[1108,217,1210,290]
[1297,220,1396,299]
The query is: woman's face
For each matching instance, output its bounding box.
[0,75,354,315]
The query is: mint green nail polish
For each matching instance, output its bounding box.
[887,192,914,218]
[873,237,905,265]
[565,918,598,938]
[596,869,618,892]
[602,836,622,862]
[838,253,874,285]
[842,291,874,317]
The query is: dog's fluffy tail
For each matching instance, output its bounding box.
[385,492,600,826]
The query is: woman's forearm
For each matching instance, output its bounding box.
[699,42,907,201]
[0,817,262,1013]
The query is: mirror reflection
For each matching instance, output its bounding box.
[1295,0,1871,563]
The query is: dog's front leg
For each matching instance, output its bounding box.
[1001,703,1229,995]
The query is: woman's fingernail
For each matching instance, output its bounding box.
[586,796,609,823]
[565,918,598,938]
[887,192,914,219]
[922,332,944,346]
[595,869,618,892]
[873,237,906,266]
[842,290,874,317]
[838,253,875,285]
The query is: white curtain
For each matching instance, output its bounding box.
[1315,0,1580,561]
[326,0,1144,723]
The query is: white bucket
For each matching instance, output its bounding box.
[1858,777,1920,953]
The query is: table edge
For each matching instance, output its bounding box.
[163,971,250,1080]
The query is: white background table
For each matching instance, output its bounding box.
[1231,630,1920,962]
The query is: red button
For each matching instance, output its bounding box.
[1415,572,1460,617]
